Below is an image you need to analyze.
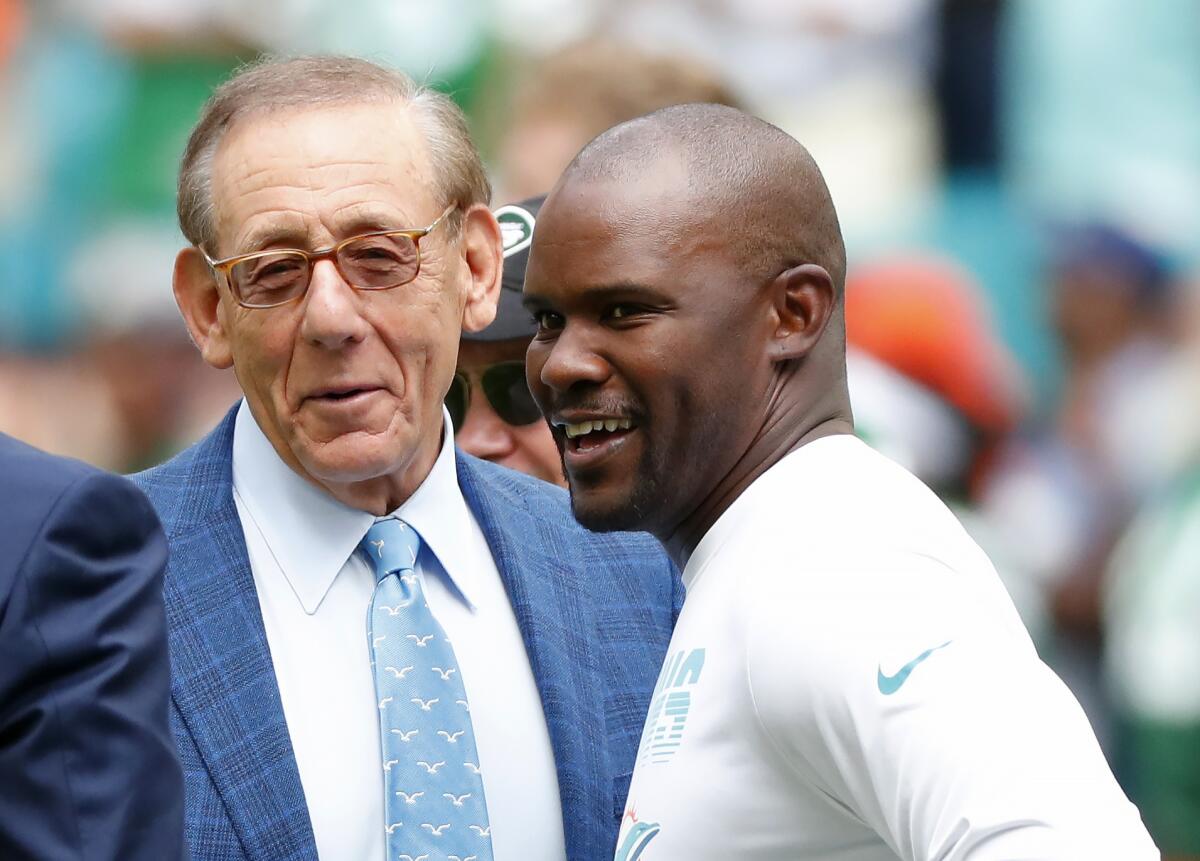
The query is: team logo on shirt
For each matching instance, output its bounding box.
[637,647,705,767]
[615,817,661,861]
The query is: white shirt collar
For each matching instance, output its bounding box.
[231,399,480,615]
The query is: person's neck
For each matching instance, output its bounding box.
[316,467,432,516]
[662,389,853,569]
[298,432,442,517]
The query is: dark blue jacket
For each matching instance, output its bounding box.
[0,432,185,860]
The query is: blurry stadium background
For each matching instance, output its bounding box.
[2,1,1199,855]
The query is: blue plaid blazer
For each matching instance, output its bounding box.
[132,407,680,861]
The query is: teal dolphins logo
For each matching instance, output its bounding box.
[615,820,661,861]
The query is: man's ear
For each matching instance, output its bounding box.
[458,204,503,334]
[768,263,836,362]
[173,247,234,369]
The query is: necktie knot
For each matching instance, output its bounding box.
[359,517,422,584]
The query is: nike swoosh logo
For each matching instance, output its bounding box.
[877,640,952,695]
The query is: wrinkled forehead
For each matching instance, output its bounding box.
[210,101,439,249]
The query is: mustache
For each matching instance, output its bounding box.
[544,393,644,421]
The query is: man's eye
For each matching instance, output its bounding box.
[533,310,564,331]
[608,304,642,321]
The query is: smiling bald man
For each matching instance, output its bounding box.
[522,103,1157,861]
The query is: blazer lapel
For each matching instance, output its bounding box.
[162,413,317,861]
[457,456,610,861]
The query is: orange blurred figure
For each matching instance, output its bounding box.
[0,0,23,67]
[846,255,1026,494]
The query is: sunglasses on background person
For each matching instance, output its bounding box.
[446,361,543,432]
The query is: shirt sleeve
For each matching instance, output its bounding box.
[744,552,1160,861]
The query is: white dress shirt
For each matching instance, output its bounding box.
[231,400,566,861]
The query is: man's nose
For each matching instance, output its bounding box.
[299,260,370,348]
[536,324,610,393]
[456,389,518,461]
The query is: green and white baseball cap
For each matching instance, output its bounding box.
[465,195,544,342]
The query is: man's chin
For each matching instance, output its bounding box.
[567,482,655,534]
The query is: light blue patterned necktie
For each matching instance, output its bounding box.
[361,517,494,861]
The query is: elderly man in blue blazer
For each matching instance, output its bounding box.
[132,56,678,861]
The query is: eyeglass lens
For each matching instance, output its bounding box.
[231,234,420,306]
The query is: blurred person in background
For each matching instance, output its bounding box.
[449,195,565,486]
[0,0,20,62]
[981,222,1178,750]
[496,37,740,200]
[843,255,1046,641]
[598,0,940,237]
[846,256,1025,502]
[64,0,249,470]
[1104,272,1200,860]
[64,222,243,473]
[0,0,245,467]
[997,0,1200,410]
[0,225,241,473]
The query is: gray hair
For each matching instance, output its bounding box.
[177,55,491,253]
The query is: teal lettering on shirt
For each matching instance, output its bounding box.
[637,647,705,766]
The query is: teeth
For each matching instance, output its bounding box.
[564,421,595,439]
[563,418,633,439]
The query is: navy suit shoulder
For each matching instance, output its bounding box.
[0,433,186,861]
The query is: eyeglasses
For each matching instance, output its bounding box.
[200,204,457,309]
[445,360,543,432]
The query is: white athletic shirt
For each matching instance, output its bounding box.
[616,435,1157,861]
